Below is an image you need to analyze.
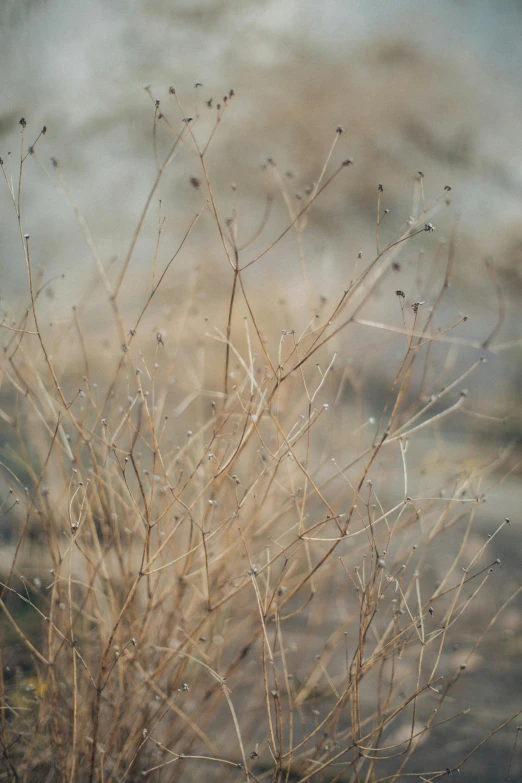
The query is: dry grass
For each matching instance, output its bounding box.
[0,90,520,782]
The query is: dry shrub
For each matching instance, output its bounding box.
[0,91,519,783]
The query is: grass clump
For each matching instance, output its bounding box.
[0,88,520,782]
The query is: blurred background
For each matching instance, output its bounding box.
[1,0,522,434]
[1,1,521,779]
